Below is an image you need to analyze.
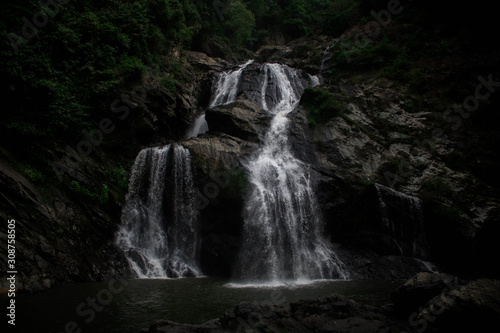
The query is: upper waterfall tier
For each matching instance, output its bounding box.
[210,61,318,113]
[210,62,349,283]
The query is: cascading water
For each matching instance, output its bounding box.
[318,39,338,84]
[375,184,427,258]
[183,59,255,141]
[211,62,349,284]
[116,143,202,278]
[185,113,209,139]
[210,59,254,107]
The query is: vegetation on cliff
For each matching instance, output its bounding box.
[0,0,499,290]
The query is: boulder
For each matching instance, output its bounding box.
[205,96,271,142]
[143,294,410,333]
[181,135,256,277]
[391,272,458,315]
[412,279,500,332]
[327,184,428,258]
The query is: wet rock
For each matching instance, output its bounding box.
[412,279,500,332]
[184,51,230,72]
[0,51,219,291]
[206,96,271,142]
[327,184,428,258]
[143,294,410,333]
[182,135,256,277]
[182,134,256,180]
[391,272,458,315]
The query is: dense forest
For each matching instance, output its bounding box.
[0,0,496,177]
[1,0,500,331]
[1,0,498,263]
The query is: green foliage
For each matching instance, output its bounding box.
[119,56,147,78]
[421,176,453,199]
[0,0,201,145]
[443,150,467,171]
[19,164,45,183]
[292,44,314,58]
[380,52,413,79]
[347,40,400,67]
[161,75,178,92]
[228,168,249,197]
[71,181,109,204]
[301,87,345,126]
[427,201,462,225]
[283,0,312,38]
[0,0,368,165]
[322,0,361,36]
[223,1,256,47]
[107,165,129,191]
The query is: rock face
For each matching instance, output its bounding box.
[253,34,500,279]
[181,55,490,280]
[0,147,132,291]
[142,294,409,333]
[206,96,272,142]
[2,28,500,291]
[391,272,458,315]
[0,51,219,291]
[140,276,500,333]
[326,184,428,259]
[412,279,500,332]
[181,134,256,276]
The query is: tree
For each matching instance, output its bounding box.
[223,1,256,47]
[283,0,312,38]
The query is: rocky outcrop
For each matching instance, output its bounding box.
[206,96,272,142]
[412,279,500,332]
[325,184,428,258]
[181,134,256,277]
[140,276,500,333]
[391,272,458,316]
[0,50,224,291]
[253,33,500,278]
[184,58,459,280]
[142,294,409,333]
[164,46,498,281]
[0,147,131,291]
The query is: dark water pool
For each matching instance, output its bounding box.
[5,278,397,333]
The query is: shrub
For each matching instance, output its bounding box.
[71,181,109,204]
[228,168,249,197]
[421,176,453,198]
[161,75,178,92]
[119,55,147,78]
[108,165,129,191]
[301,87,344,126]
[19,164,45,183]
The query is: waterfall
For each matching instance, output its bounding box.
[319,40,338,84]
[210,59,254,107]
[375,184,427,258]
[308,74,321,87]
[116,144,202,278]
[211,62,349,284]
[185,113,209,139]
